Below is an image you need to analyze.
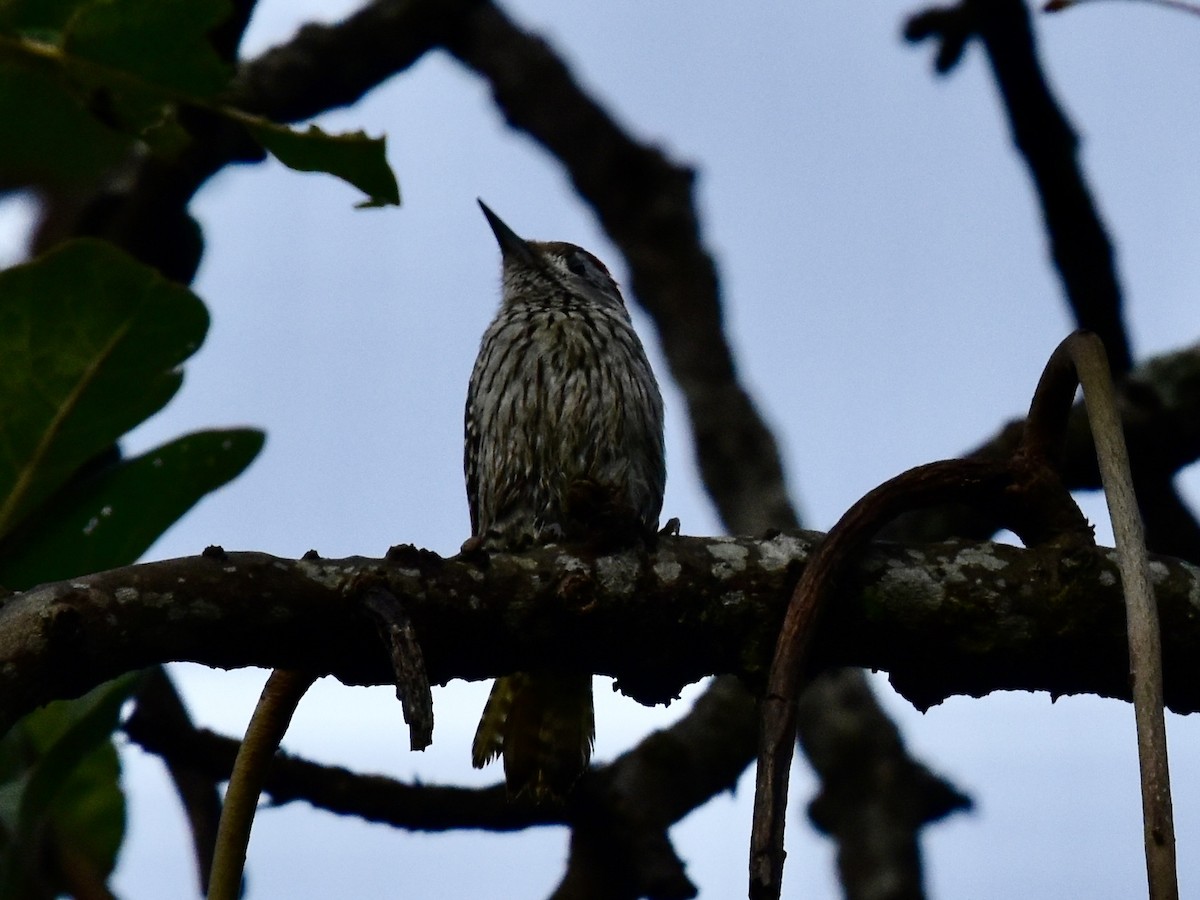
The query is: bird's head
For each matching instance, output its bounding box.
[478,200,626,313]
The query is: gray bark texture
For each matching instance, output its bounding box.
[3,533,1199,738]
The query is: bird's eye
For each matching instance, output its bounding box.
[566,255,588,277]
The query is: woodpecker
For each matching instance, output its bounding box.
[466,201,666,799]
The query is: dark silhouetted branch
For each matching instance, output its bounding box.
[798,669,971,900]
[906,0,1132,374]
[5,535,1200,738]
[883,342,1200,560]
[129,668,224,895]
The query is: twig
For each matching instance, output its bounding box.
[905,0,1132,374]
[125,668,224,894]
[361,582,433,750]
[1059,332,1177,899]
[1045,0,1200,17]
[207,669,317,900]
[749,330,1117,899]
[796,668,972,900]
[749,460,1014,900]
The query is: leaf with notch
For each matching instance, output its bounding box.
[246,119,401,208]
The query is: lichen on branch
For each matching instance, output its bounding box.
[1,532,1198,737]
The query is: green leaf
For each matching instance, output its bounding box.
[0,0,233,167]
[0,673,141,896]
[0,56,131,186]
[48,0,233,147]
[0,429,265,589]
[1,4,403,199]
[0,0,87,35]
[0,238,209,540]
[14,674,137,840]
[62,0,232,98]
[247,120,402,208]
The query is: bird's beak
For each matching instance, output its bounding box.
[478,200,540,267]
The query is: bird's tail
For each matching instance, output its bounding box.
[471,671,594,801]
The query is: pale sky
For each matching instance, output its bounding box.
[5,1,1198,897]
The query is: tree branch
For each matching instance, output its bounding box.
[125,695,549,831]
[797,668,971,900]
[883,341,1200,558]
[127,669,759,847]
[130,668,224,895]
[228,0,467,122]
[906,0,1132,374]
[35,0,459,276]
[5,534,1200,738]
